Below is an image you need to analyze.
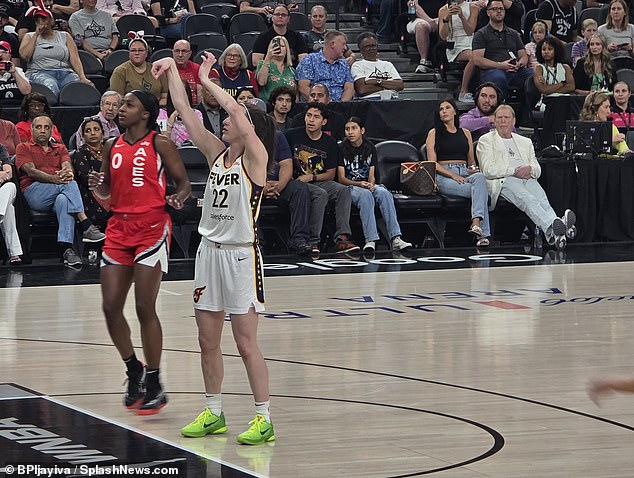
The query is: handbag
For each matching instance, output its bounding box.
[399,161,438,195]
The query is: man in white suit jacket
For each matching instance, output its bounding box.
[477,105,576,249]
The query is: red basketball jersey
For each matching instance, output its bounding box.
[109,131,167,214]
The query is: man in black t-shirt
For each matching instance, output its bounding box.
[536,0,578,43]
[285,102,359,254]
[251,4,308,67]
[0,5,18,64]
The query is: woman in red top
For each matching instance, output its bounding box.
[89,90,190,415]
[15,93,63,143]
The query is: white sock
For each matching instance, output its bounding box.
[205,393,222,416]
[255,400,271,423]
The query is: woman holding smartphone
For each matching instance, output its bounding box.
[598,0,634,69]
[255,35,296,103]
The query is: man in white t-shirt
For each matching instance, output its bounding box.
[351,32,403,100]
[477,104,576,249]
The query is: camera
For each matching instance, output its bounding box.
[0,61,11,72]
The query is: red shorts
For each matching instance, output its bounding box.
[102,209,172,272]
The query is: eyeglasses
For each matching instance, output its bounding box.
[173,49,190,54]
[129,49,147,53]
[272,12,289,17]
[226,53,241,59]
[487,7,505,11]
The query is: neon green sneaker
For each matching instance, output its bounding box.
[181,408,228,438]
[236,414,275,445]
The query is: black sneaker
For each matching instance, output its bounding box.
[137,387,168,415]
[124,366,146,410]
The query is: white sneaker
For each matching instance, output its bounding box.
[391,236,412,251]
[458,92,474,104]
[415,61,433,74]
[562,209,577,240]
[363,241,375,252]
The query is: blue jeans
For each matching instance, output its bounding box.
[25,69,80,98]
[376,0,399,37]
[23,181,84,244]
[436,164,491,237]
[479,67,534,100]
[349,184,402,242]
[160,13,193,39]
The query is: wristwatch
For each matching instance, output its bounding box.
[377,79,383,86]
[312,174,317,183]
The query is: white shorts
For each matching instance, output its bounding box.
[193,239,265,315]
[406,17,437,35]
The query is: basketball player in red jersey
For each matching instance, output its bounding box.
[89,90,191,415]
[152,54,277,444]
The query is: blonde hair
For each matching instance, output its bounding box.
[581,18,598,31]
[583,34,614,81]
[494,104,516,118]
[270,35,293,66]
[580,91,610,120]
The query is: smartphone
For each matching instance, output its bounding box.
[272,37,281,53]
[0,61,11,72]
[54,18,65,29]
[617,42,630,49]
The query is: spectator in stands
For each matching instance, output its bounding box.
[0,5,19,64]
[0,0,29,27]
[426,99,491,247]
[338,116,411,254]
[285,102,360,255]
[580,90,630,153]
[19,2,93,98]
[150,0,194,40]
[303,5,355,64]
[437,0,479,103]
[0,116,20,156]
[209,43,258,98]
[351,32,403,100]
[599,0,634,69]
[97,0,158,28]
[173,39,202,105]
[533,36,575,109]
[290,83,345,139]
[255,35,297,102]
[477,104,576,250]
[536,0,578,43]
[476,0,524,34]
[0,143,23,264]
[15,0,54,42]
[16,114,106,267]
[268,85,295,131]
[235,86,255,103]
[572,18,598,66]
[407,0,438,73]
[239,0,298,16]
[110,34,168,106]
[0,40,31,105]
[472,0,532,100]
[459,82,501,141]
[264,130,312,254]
[73,116,110,232]
[252,4,308,67]
[15,92,62,142]
[164,81,204,146]
[296,30,354,102]
[68,0,118,63]
[194,77,225,137]
[573,33,615,95]
[74,90,122,148]
[609,80,634,131]
[525,20,548,68]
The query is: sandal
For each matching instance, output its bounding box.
[9,256,22,265]
[469,224,483,236]
[476,237,490,247]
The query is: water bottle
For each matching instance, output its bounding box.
[88,250,98,265]
[407,0,416,16]
[533,226,543,250]
[74,34,82,47]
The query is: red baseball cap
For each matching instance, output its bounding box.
[0,41,11,54]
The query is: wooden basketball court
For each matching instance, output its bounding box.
[1,248,633,477]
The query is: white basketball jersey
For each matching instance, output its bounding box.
[198,149,263,244]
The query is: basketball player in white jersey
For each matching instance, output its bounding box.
[152,54,277,445]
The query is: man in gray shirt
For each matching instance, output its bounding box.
[69,0,118,62]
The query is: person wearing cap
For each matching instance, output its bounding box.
[19,1,93,98]
[68,0,119,62]
[0,5,19,64]
[0,40,31,105]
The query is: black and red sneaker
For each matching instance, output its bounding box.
[335,235,360,254]
[124,366,146,410]
[137,386,168,415]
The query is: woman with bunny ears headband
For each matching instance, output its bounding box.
[109,32,168,106]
